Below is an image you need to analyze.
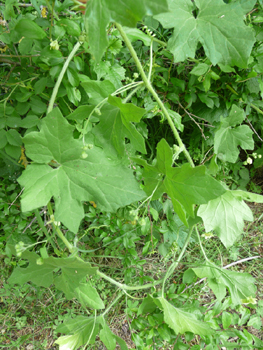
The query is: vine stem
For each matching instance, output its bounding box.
[47,41,82,114]
[161,225,194,297]
[97,270,164,291]
[115,23,195,168]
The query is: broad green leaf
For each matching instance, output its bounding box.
[198,191,253,248]
[18,108,145,232]
[6,129,22,146]
[100,318,116,350]
[74,283,105,309]
[214,105,254,162]
[133,139,226,225]
[34,77,48,95]
[81,80,115,105]
[164,163,226,219]
[55,315,101,349]
[8,251,97,297]
[84,0,168,61]
[66,105,96,121]
[155,0,255,67]
[92,95,146,156]
[15,19,47,40]
[156,297,212,336]
[58,19,81,37]
[192,261,257,305]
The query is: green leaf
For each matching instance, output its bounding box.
[58,19,81,37]
[231,189,263,203]
[55,315,101,349]
[81,80,115,105]
[214,104,254,162]
[198,191,253,248]
[0,130,7,148]
[84,0,168,61]
[92,95,146,156]
[15,19,47,40]
[74,283,105,309]
[123,27,152,46]
[156,297,212,336]
[190,63,210,76]
[192,261,257,305]
[133,139,226,225]
[8,251,97,297]
[6,129,22,146]
[67,67,80,87]
[155,0,255,67]
[34,77,48,95]
[100,318,116,350]
[115,335,129,350]
[30,96,47,115]
[18,108,145,232]
[66,105,96,121]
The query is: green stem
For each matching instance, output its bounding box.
[102,292,123,317]
[47,41,82,114]
[97,270,163,291]
[162,225,194,296]
[47,202,74,253]
[195,226,208,261]
[115,23,194,168]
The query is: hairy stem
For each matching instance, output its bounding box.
[47,41,82,114]
[115,23,194,168]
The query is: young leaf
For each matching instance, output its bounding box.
[192,261,257,306]
[18,108,145,232]
[55,315,101,349]
[84,0,168,61]
[214,105,254,163]
[155,297,212,336]
[198,191,253,248]
[154,0,255,67]
[92,95,146,156]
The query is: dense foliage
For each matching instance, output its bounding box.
[1,0,263,349]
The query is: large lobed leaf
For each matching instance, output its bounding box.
[84,0,169,61]
[132,139,226,226]
[198,190,253,248]
[18,108,145,232]
[8,251,97,298]
[214,104,254,163]
[154,0,256,67]
[192,261,257,306]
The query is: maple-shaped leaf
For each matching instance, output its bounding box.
[132,139,226,226]
[18,108,145,232]
[192,261,257,306]
[84,0,168,61]
[197,191,253,248]
[55,315,102,349]
[154,0,255,67]
[214,104,254,163]
[155,297,212,336]
[8,251,97,298]
[92,95,146,156]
